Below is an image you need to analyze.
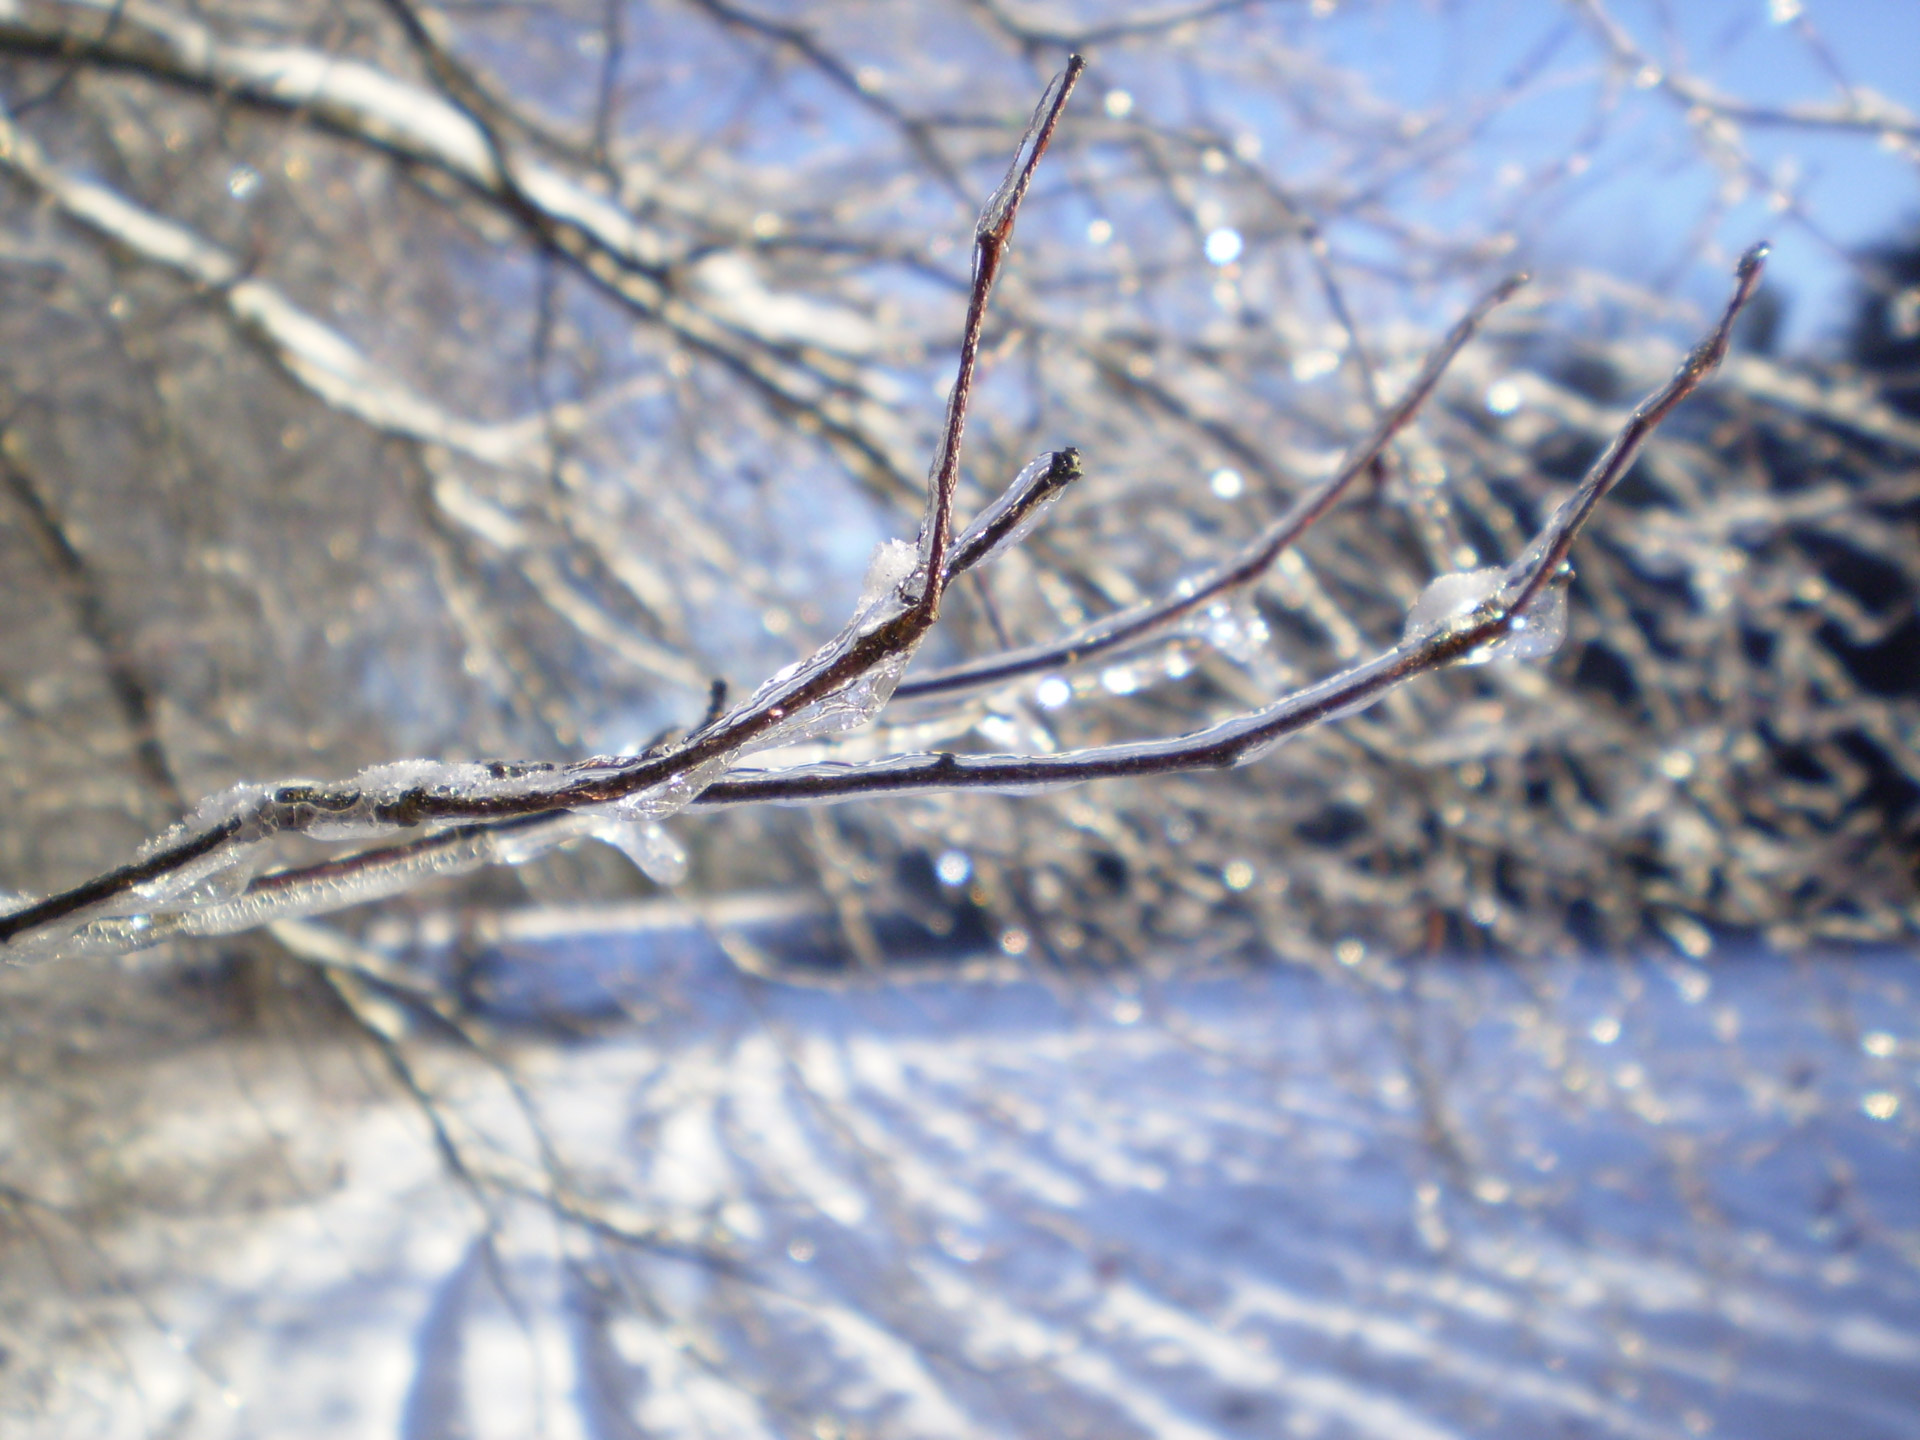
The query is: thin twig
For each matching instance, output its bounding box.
[896,273,1525,699]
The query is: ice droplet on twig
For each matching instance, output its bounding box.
[1404,568,1502,643]
[1402,566,1566,665]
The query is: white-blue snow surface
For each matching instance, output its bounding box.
[20,904,1918,1440]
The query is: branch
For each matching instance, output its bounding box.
[705,246,1770,805]
[1574,0,1920,147]
[0,57,1089,955]
[895,273,1526,700]
[0,445,185,816]
[915,54,1083,605]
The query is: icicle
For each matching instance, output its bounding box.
[594,818,689,886]
[486,814,590,865]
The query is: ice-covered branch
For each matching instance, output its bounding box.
[0,58,1088,957]
[0,33,1772,963]
[705,246,1769,804]
[914,54,1083,603]
[895,273,1526,700]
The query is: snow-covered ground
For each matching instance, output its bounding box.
[4,903,1916,1439]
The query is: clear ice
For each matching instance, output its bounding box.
[1403,566,1566,665]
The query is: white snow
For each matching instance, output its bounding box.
[6,918,1915,1440]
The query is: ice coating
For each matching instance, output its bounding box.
[109,784,278,913]
[192,758,580,845]
[124,839,265,912]
[856,538,918,624]
[4,913,155,960]
[1404,567,1504,640]
[1402,566,1567,666]
[1493,581,1568,662]
[950,452,1074,574]
[717,536,921,758]
[184,832,509,936]
[32,762,618,950]
[179,781,278,834]
[754,652,910,750]
[166,844,268,908]
[590,760,725,823]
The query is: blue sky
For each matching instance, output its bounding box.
[1306,0,1920,349]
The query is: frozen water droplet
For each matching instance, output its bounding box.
[1404,566,1566,666]
[1405,567,1504,642]
[1495,582,1567,661]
